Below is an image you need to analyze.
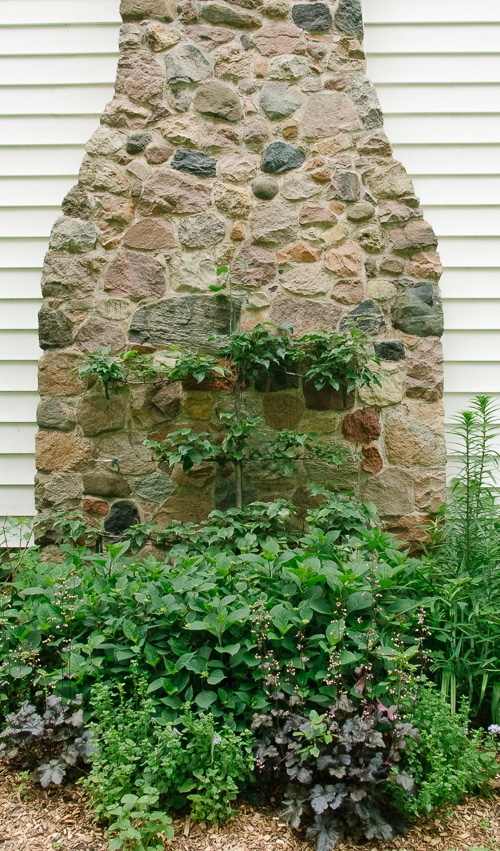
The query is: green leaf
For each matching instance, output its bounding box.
[207,670,225,685]
[339,650,360,665]
[122,619,140,643]
[195,690,217,709]
[346,591,373,613]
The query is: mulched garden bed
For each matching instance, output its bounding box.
[0,766,498,851]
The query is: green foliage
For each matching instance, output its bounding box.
[84,674,253,848]
[391,681,498,818]
[253,693,417,850]
[293,327,381,398]
[0,497,424,726]
[78,346,127,399]
[166,350,230,385]
[412,396,500,722]
[217,324,293,382]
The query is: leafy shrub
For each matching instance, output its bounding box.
[391,680,498,817]
[252,692,417,851]
[84,674,253,848]
[0,505,423,727]
[0,694,90,786]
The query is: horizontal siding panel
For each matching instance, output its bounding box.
[0,302,41,330]
[0,364,38,392]
[0,393,38,423]
[367,25,500,55]
[422,207,500,237]
[0,117,101,146]
[363,1,500,24]
[0,25,120,56]
[0,456,36,486]
[0,179,75,207]
[0,271,43,299]
[0,332,41,361]
[0,488,35,517]
[444,300,500,330]
[366,54,500,84]
[0,240,54,269]
[0,425,37,454]
[440,269,500,300]
[0,1,120,26]
[0,85,114,116]
[0,147,86,177]
[443,330,500,362]
[437,237,500,268]
[0,209,62,238]
[377,85,500,115]
[444,363,500,393]
[384,115,500,145]
[0,56,118,86]
[414,176,500,205]
[391,145,500,177]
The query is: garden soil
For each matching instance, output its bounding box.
[0,766,498,851]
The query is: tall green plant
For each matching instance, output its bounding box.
[414,396,500,722]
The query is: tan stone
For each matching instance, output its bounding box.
[407,251,443,281]
[202,123,241,152]
[322,223,349,246]
[414,471,446,513]
[230,221,246,240]
[314,134,353,156]
[188,24,234,49]
[77,394,128,436]
[95,194,135,229]
[156,489,214,524]
[145,141,174,164]
[86,127,125,157]
[182,393,213,420]
[214,44,253,79]
[144,22,181,50]
[384,410,446,469]
[36,432,94,472]
[75,317,128,354]
[38,351,85,396]
[115,51,165,105]
[160,114,200,147]
[367,280,397,302]
[299,203,337,227]
[79,158,130,195]
[288,243,321,263]
[104,251,167,300]
[140,167,212,215]
[401,399,445,435]
[280,264,331,296]
[331,279,364,305]
[361,445,383,475]
[362,468,414,518]
[170,252,217,292]
[383,514,430,548]
[255,56,268,78]
[364,162,414,200]
[42,472,83,506]
[270,293,344,336]
[120,0,176,21]
[124,219,177,250]
[388,220,438,253]
[406,337,444,402]
[303,93,361,139]
[359,364,405,407]
[263,392,305,429]
[214,183,253,218]
[324,240,363,277]
[378,255,405,275]
[281,120,299,140]
[299,410,343,435]
[218,152,259,182]
[253,22,305,56]
[95,433,156,476]
[250,199,299,245]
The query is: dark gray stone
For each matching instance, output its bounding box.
[348,77,383,129]
[171,149,217,177]
[392,284,444,337]
[38,308,73,349]
[251,175,279,199]
[37,398,76,431]
[82,470,132,498]
[261,142,306,174]
[334,0,363,36]
[374,340,406,362]
[104,500,141,536]
[126,132,152,154]
[62,187,93,219]
[340,300,385,335]
[327,171,361,202]
[292,3,333,32]
[135,472,175,503]
[200,3,261,28]
[129,295,239,348]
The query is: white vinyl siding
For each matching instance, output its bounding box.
[1,0,500,520]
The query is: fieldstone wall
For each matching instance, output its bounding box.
[36,0,446,543]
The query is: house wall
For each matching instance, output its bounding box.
[1,0,499,523]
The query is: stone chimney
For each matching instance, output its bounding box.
[36,0,446,543]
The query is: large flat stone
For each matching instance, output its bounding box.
[129,294,237,348]
[302,92,361,138]
[104,251,167,300]
[140,167,212,214]
[193,80,244,121]
[249,198,299,244]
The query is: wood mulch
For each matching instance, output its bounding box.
[0,766,499,851]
